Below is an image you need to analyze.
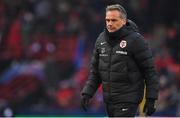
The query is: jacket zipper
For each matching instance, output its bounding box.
[105,34,113,102]
[108,47,113,102]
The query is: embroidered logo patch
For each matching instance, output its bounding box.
[120,40,127,48]
[101,48,106,53]
[100,42,106,45]
[99,48,108,56]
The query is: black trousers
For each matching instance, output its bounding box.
[105,102,138,117]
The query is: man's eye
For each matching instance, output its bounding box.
[106,19,117,22]
[111,19,117,22]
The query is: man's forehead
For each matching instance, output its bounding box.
[106,10,121,18]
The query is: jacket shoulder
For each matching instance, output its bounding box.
[126,32,146,45]
[97,31,105,40]
[95,31,106,45]
[125,32,147,53]
[128,32,144,40]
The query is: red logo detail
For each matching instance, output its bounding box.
[120,40,127,48]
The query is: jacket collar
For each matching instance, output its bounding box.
[104,19,138,41]
[105,25,134,40]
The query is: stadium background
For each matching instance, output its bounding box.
[0,0,179,117]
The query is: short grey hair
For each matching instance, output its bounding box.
[106,4,127,19]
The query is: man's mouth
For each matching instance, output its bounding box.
[107,26,115,30]
[108,28,115,31]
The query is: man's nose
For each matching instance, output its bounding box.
[108,21,113,26]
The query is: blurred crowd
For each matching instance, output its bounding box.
[0,0,179,117]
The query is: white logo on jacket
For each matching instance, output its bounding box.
[120,40,127,48]
[116,51,127,55]
[100,42,106,45]
[101,48,105,53]
[99,48,108,56]
[122,108,128,111]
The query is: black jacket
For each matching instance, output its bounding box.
[81,20,159,104]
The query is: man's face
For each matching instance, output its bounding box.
[106,10,126,32]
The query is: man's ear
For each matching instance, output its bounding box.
[122,19,127,25]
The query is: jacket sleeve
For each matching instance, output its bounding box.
[81,39,101,97]
[131,33,159,99]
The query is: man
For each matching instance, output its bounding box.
[81,4,159,117]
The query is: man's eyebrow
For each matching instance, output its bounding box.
[105,18,118,20]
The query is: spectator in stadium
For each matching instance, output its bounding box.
[81,4,159,117]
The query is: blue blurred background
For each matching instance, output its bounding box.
[0,0,179,117]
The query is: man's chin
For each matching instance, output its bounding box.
[107,29,116,33]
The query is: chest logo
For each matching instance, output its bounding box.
[101,48,106,53]
[100,42,106,45]
[99,48,108,56]
[120,40,127,48]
